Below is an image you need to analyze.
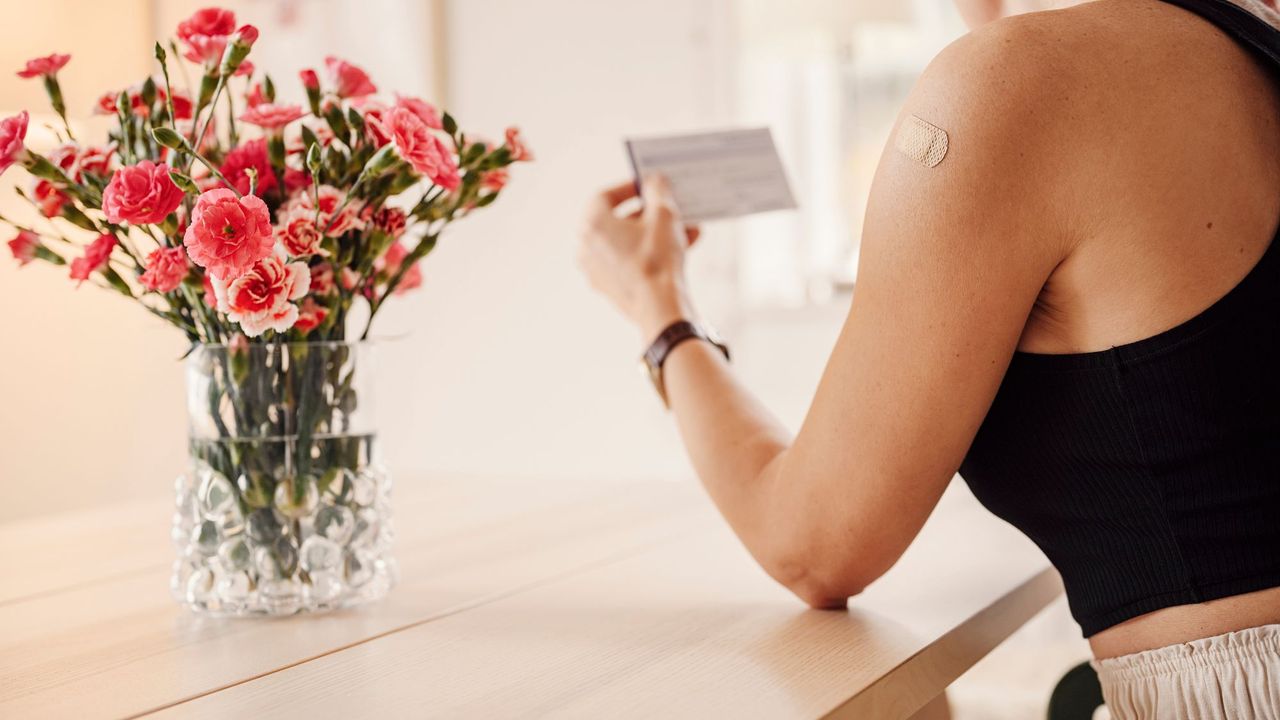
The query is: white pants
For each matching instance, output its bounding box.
[1092,625,1280,719]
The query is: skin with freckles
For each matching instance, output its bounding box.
[578,0,1280,659]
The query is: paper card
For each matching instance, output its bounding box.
[625,128,797,223]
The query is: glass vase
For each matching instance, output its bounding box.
[171,341,396,615]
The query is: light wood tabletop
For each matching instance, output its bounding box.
[0,475,1061,720]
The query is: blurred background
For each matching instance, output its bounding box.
[0,2,1089,717]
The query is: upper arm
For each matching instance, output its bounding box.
[770,25,1079,594]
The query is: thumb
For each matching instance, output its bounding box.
[641,173,679,221]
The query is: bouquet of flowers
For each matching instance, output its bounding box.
[3,7,529,343]
[1,7,531,615]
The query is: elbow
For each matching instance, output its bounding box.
[767,549,872,610]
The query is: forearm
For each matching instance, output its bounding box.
[652,320,840,598]
[662,338,851,606]
[664,338,791,522]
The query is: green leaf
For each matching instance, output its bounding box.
[100,266,133,297]
[32,245,66,265]
[442,112,457,136]
[60,203,99,232]
[345,106,365,132]
[487,146,512,167]
[154,42,167,63]
[462,142,485,166]
[263,74,276,103]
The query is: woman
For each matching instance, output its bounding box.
[578,0,1280,717]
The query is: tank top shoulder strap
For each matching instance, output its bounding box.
[1157,0,1280,66]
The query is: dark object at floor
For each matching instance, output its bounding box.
[1048,661,1105,720]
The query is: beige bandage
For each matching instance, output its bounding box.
[895,115,949,168]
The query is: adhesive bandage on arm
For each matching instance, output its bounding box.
[895,115,950,168]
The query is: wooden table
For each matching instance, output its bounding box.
[0,476,1061,719]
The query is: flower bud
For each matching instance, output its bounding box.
[361,144,399,178]
[235,24,259,47]
[152,126,188,151]
[305,143,322,175]
[168,170,200,195]
[300,69,322,115]
[219,24,259,76]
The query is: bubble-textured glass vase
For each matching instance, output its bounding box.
[172,341,395,615]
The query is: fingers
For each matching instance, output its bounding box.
[641,173,678,221]
[595,180,639,211]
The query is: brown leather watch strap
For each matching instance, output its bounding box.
[641,320,730,406]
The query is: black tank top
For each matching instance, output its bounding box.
[958,0,1280,637]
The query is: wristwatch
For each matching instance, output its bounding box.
[640,320,730,407]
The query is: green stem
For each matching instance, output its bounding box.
[226,88,239,147]
[191,73,226,162]
[361,232,439,339]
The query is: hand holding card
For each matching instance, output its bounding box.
[626,128,797,223]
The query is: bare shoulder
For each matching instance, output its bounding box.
[891,0,1280,250]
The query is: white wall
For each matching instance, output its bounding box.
[0,1,189,519]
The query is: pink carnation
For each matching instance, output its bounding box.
[324,56,376,98]
[384,108,459,190]
[309,263,335,295]
[75,145,114,178]
[182,35,228,65]
[95,85,189,120]
[210,249,310,337]
[239,103,305,131]
[284,185,364,237]
[139,246,190,293]
[7,230,38,266]
[16,53,70,79]
[299,68,320,91]
[0,111,29,176]
[482,168,509,192]
[380,241,422,295]
[202,273,218,308]
[276,206,323,257]
[219,139,276,196]
[393,95,442,130]
[183,188,274,279]
[93,93,117,116]
[102,161,185,225]
[371,206,407,238]
[177,8,237,43]
[356,100,392,147]
[170,90,194,120]
[234,60,255,78]
[245,82,267,109]
[293,297,328,335]
[504,126,533,161]
[32,180,67,218]
[69,234,117,286]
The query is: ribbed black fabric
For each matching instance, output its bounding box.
[959,0,1280,638]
